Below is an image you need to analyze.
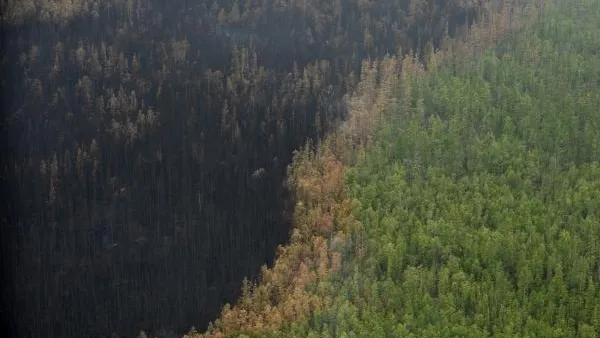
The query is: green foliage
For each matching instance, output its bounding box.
[258,1,600,336]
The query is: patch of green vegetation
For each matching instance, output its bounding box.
[236,1,600,336]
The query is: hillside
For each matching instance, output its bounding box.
[193,0,600,337]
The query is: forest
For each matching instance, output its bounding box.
[0,0,505,337]
[189,0,600,336]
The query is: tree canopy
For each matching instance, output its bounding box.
[212,0,600,336]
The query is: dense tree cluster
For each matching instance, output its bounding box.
[227,1,600,336]
[0,0,500,337]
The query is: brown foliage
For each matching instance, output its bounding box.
[192,140,352,337]
[436,0,539,66]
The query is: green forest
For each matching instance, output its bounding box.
[196,0,600,337]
